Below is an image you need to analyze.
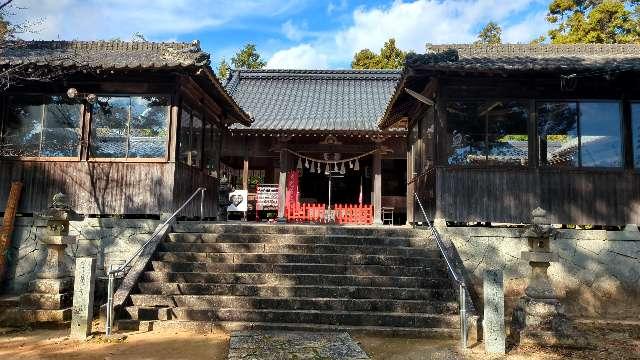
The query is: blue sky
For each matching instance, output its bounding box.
[9,0,552,69]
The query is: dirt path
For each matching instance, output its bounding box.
[0,328,229,360]
[1,326,638,360]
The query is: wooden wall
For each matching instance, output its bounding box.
[173,162,219,218]
[436,167,640,225]
[0,161,175,215]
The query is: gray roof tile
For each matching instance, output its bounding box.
[0,40,209,69]
[407,43,640,72]
[226,69,402,131]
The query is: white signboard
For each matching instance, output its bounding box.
[228,190,248,212]
[256,184,279,211]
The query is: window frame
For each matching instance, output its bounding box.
[536,99,624,170]
[442,98,531,169]
[88,94,172,163]
[0,93,85,162]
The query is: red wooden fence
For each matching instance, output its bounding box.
[286,203,326,223]
[334,204,373,225]
[286,203,372,225]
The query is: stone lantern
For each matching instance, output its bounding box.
[510,207,588,347]
[19,193,83,324]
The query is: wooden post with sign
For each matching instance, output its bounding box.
[0,181,23,284]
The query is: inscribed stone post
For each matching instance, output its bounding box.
[483,269,505,354]
[70,257,97,339]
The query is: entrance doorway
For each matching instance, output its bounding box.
[298,156,372,206]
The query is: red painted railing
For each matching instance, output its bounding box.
[334,204,373,225]
[286,203,372,225]
[286,203,326,223]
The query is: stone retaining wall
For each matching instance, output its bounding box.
[444,226,640,318]
[4,216,161,294]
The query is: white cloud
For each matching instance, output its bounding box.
[266,44,329,69]
[327,0,348,14]
[8,0,304,40]
[502,10,551,43]
[269,0,550,68]
[281,20,305,41]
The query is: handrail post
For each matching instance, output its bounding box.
[106,270,115,336]
[460,283,468,349]
[200,188,205,220]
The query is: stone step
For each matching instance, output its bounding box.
[150,261,445,277]
[154,252,442,267]
[160,242,439,257]
[124,307,460,328]
[141,271,450,288]
[136,283,456,301]
[173,223,427,238]
[129,295,459,314]
[117,320,459,339]
[167,233,431,248]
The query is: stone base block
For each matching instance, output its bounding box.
[21,308,72,323]
[20,293,72,310]
[28,278,73,294]
[520,328,591,348]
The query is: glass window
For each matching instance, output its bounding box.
[129,96,169,158]
[632,104,640,168]
[203,121,221,176]
[191,112,203,168]
[446,102,484,165]
[90,95,169,159]
[579,102,622,167]
[179,107,192,164]
[2,95,82,158]
[41,96,82,157]
[446,101,529,166]
[90,97,129,158]
[4,96,42,157]
[537,102,578,167]
[537,101,622,168]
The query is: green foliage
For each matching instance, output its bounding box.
[231,43,266,70]
[475,21,502,44]
[351,38,407,69]
[530,35,547,44]
[217,58,231,82]
[547,0,640,43]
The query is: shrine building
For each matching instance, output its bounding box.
[221,69,407,224]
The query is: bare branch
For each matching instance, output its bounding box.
[0,0,14,11]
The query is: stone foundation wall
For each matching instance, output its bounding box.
[4,216,161,294]
[444,226,640,319]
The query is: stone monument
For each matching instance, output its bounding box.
[484,269,505,354]
[70,257,97,339]
[510,207,589,348]
[19,193,83,324]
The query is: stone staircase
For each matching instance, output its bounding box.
[118,223,461,337]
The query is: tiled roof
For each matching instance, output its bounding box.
[225,69,402,131]
[0,40,210,69]
[0,40,252,126]
[407,43,640,72]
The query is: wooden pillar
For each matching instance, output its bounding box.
[373,150,382,225]
[277,149,288,221]
[406,146,415,225]
[0,181,23,283]
[242,157,249,191]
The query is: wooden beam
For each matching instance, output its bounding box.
[405,88,434,106]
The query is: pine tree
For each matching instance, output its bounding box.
[351,38,406,69]
[475,21,502,44]
[231,43,266,69]
[217,58,231,82]
[547,0,640,43]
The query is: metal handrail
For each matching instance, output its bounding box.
[414,191,468,349]
[105,186,206,336]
